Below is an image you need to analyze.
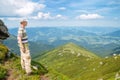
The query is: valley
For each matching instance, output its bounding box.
[8,27,120,57]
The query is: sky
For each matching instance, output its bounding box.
[0,0,120,28]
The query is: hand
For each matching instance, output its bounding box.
[20,45,26,53]
[22,47,26,53]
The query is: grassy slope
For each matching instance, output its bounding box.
[78,56,120,80]
[36,43,100,79]
[36,43,120,80]
[0,44,48,80]
[0,44,70,80]
[0,43,8,61]
[1,42,120,80]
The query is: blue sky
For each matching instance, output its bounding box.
[0,0,120,28]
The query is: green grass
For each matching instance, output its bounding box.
[0,56,48,80]
[0,44,48,80]
[1,42,120,80]
[77,56,120,80]
[0,43,8,61]
[36,42,120,80]
[46,68,71,80]
[0,65,7,79]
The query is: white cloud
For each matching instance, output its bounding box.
[76,14,104,20]
[29,12,67,20]
[55,14,67,19]
[56,14,63,18]
[0,0,46,16]
[7,17,24,21]
[5,12,67,21]
[42,13,52,19]
[29,12,52,20]
[15,2,45,16]
[75,10,89,13]
[59,7,66,10]
[37,12,52,19]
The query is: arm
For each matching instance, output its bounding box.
[18,36,25,53]
[18,29,25,52]
[18,36,23,48]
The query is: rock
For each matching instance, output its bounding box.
[0,19,9,40]
[97,78,103,80]
[105,56,108,59]
[115,71,120,80]
[113,54,117,56]
[32,66,38,70]
[77,53,81,57]
[99,61,103,65]
[93,68,96,71]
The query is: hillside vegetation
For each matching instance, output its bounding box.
[37,43,120,80]
[0,44,48,80]
[1,43,120,80]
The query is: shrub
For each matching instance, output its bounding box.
[0,44,8,61]
[0,65,7,79]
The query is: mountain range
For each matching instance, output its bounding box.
[105,30,120,37]
[8,27,120,57]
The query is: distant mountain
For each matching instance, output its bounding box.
[9,27,120,36]
[9,27,97,41]
[105,30,120,37]
[36,43,120,80]
[3,35,54,58]
[111,46,120,55]
[74,27,120,35]
[9,27,120,57]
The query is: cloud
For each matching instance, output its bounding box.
[29,12,67,20]
[37,12,52,19]
[29,12,52,20]
[7,17,24,21]
[4,12,67,21]
[0,0,46,16]
[75,10,89,13]
[59,7,66,10]
[55,14,67,19]
[15,2,45,16]
[76,14,104,20]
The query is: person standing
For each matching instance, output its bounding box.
[17,19,32,75]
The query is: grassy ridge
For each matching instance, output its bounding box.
[37,43,120,80]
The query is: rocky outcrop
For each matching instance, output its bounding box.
[0,19,9,40]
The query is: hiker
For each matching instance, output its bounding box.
[17,19,32,75]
